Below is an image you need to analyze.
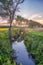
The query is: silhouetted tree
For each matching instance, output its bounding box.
[0,0,24,42]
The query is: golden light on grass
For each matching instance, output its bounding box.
[0,28,8,31]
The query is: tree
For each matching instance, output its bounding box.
[16,15,25,23]
[0,0,24,42]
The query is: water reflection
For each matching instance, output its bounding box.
[12,40,35,65]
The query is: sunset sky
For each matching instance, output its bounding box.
[0,0,43,24]
[18,0,43,24]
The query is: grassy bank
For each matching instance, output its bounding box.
[24,30,43,65]
[0,30,12,65]
[0,27,43,65]
[0,28,22,65]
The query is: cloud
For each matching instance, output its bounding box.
[29,14,42,20]
[29,14,43,24]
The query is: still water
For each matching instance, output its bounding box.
[12,40,35,65]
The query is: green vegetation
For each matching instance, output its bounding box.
[0,28,43,65]
[0,30,16,65]
[24,30,43,65]
[0,29,22,65]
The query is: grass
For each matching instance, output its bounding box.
[0,30,11,65]
[0,28,23,65]
[24,30,43,65]
[0,28,8,31]
[0,28,43,65]
[29,30,43,36]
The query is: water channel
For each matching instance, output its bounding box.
[12,40,35,65]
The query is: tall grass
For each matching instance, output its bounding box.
[24,31,43,65]
[0,28,23,65]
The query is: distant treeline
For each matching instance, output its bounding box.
[28,20,43,28]
[0,26,10,28]
[16,16,43,28]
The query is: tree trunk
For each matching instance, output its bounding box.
[8,21,12,43]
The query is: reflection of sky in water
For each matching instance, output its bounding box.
[12,40,35,65]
